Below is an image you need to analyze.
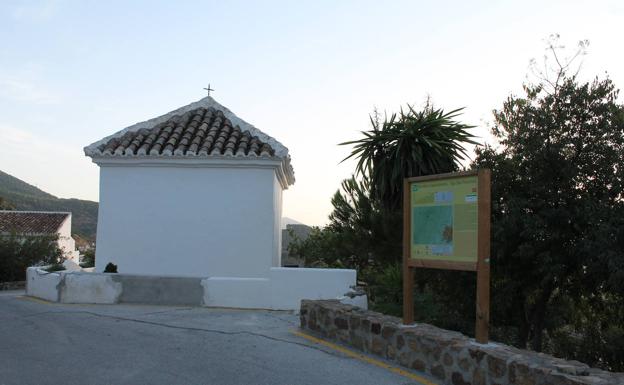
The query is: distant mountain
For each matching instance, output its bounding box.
[281,216,306,229]
[0,170,98,240]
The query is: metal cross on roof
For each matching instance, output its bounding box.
[203,84,215,96]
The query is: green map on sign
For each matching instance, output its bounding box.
[412,206,453,255]
[410,175,478,262]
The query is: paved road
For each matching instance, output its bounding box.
[0,291,434,385]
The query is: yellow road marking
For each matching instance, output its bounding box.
[291,330,438,385]
[17,295,57,305]
[18,296,98,307]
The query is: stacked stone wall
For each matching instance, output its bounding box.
[300,300,623,385]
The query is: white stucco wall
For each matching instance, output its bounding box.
[201,267,357,310]
[269,267,356,310]
[57,215,80,263]
[272,174,283,267]
[95,165,282,277]
[26,267,60,302]
[201,277,272,309]
[60,273,122,304]
[26,269,122,304]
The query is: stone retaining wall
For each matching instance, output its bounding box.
[300,300,623,385]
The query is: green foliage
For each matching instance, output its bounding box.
[0,233,64,282]
[289,177,402,270]
[80,249,95,268]
[476,73,624,351]
[104,262,117,273]
[0,170,98,240]
[367,263,403,316]
[290,102,477,318]
[297,105,477,269]
[545,294,624,372]
[341,105,477,211]
[446,66,624,370]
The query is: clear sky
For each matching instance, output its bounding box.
[1,0,622,226]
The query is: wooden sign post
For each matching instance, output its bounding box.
[402,169,491,343]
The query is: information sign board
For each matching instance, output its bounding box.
[410,175,478,264]
[402,169,491,343]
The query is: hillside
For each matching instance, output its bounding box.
[0,170,98,240]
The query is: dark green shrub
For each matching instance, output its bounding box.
[0,233,63,282]
[104,262,117,273]
[367,263,403,316]
[80,249,95,268]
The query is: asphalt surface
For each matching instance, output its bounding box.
[0,291,433,385]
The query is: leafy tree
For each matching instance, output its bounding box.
[475,40,624,358]
[0,233,63,282]
[289,177,395,271]
[328,177,403,268]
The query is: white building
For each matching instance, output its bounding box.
[85,96,295,277]
[0,210,80,264]
[83,96,362,311]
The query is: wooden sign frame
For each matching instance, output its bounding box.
[402,169,491,343]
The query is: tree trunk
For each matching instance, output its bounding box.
[517,300,531,349]
[530,280,554,352]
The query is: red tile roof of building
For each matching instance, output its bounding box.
[97,107,275,157]
[84,96,295,187]
[0,211,69,235]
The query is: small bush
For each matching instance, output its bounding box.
[80,249,95,268]
[367,263,403,316]
[104,262,117,273]
[0,233,63,282]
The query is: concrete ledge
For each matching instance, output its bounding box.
[202,277,271,309]
[270,267,357,310]
[26,268,61,302]
[114,275,203,306]
[26,267,364,310]
[61,273,122,304]
[27,268,205,306]
[299,300,624,385]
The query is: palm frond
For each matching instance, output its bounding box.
[339,104,479,210]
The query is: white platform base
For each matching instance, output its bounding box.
[26,267,368,311]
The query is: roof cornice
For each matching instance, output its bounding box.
[0,210,71,216]
[91,156,295,190]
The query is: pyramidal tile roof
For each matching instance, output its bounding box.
[97,107,275,158]
[84,96,294,186]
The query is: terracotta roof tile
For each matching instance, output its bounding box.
[84,96,296,187]
[97,107,275,158]
[0,211,68,235]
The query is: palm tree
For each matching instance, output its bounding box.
[340,104,477,211]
